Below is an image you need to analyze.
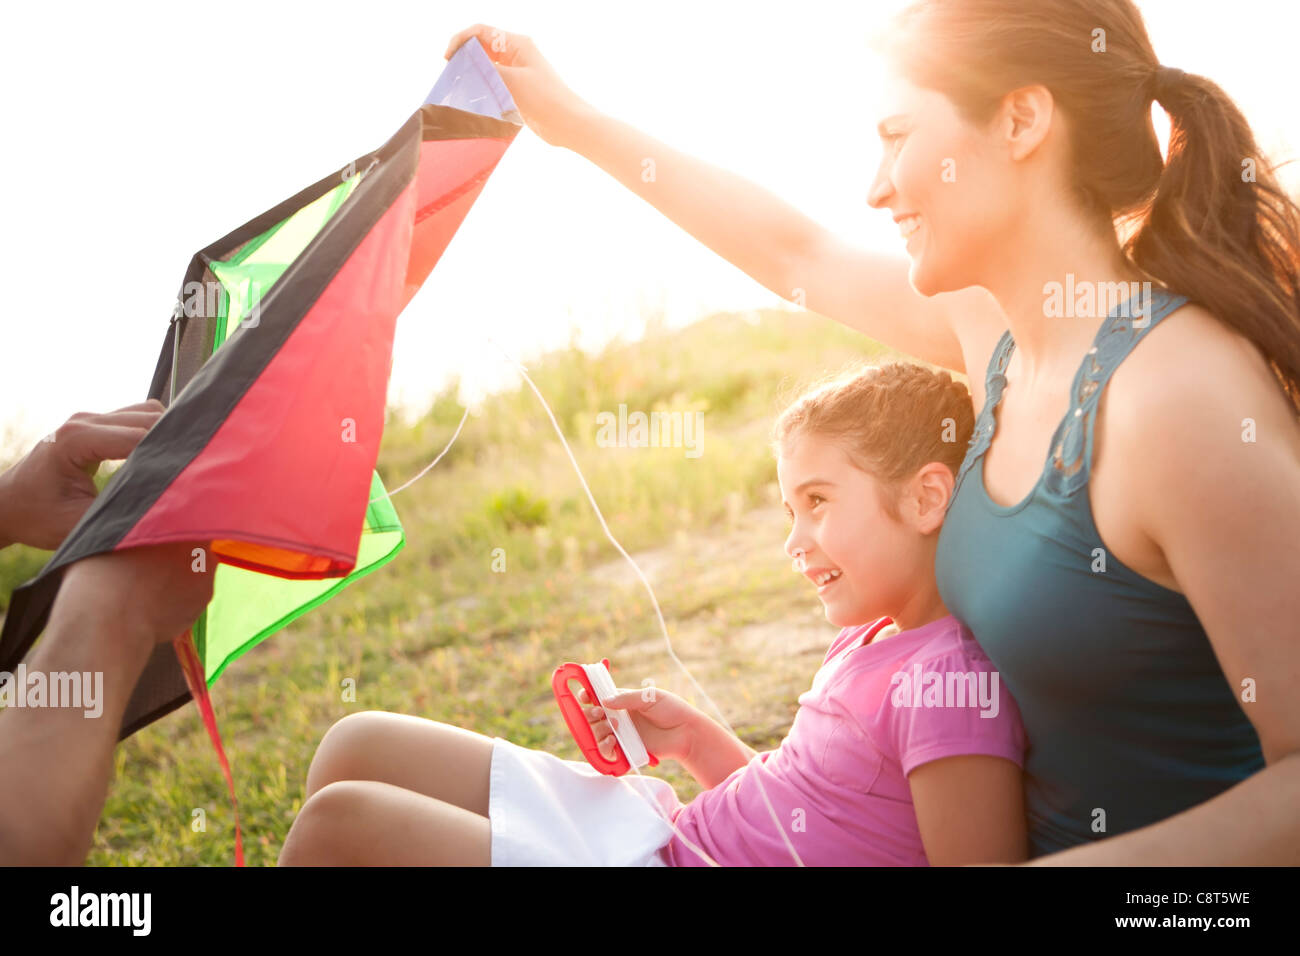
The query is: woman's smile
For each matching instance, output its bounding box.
[898,214,923,241]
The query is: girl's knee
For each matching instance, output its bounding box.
[280,781,367,866]
[305,711,391,798]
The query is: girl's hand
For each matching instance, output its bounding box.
[443,24,592,149]
[576,684,700,765]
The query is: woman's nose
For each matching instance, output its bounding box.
[867,157,894,209]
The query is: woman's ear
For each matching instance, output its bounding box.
[1001,84,1055,161]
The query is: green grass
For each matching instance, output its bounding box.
[2,307,940,865]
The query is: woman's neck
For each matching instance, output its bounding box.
[980,211,1150,385]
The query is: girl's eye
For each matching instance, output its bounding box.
[785,496,824,522]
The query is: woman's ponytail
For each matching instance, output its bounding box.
[1128,66,1300,413]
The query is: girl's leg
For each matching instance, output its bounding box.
[303,711,495,816]
[278,779,491,865]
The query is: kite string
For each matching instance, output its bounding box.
[374,336,804,866]
[481,335,803,867]
[369,404,472,504]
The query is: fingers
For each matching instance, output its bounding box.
[58,423,152,469]
[572,684,626,761]
[106,399,165,415]
[444,23,493,60]
[596,718,621,760]
[444,24,526,65]
[69,410,162,430]
[53,401,163,469]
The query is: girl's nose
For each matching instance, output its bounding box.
[789,545,809,574]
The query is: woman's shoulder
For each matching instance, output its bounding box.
[1101,296,1300,562]
[1108,298,1290,428]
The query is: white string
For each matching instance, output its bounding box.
[482,335,804,867]
[368,405,472,504]
[372,336,806,866]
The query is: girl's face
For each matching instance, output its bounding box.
[778,433,920,628]
[867,69,1022,296]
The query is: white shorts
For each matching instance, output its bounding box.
[488,736,683,866]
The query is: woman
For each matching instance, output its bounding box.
[288,0,1300,864]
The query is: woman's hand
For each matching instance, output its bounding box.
[577,683,701,765]
[443,24,593,148]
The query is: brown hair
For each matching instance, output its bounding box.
[770,362,975,520]
[875,0,1300,413]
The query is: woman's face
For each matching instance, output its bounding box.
[778,434,918,628]
[867,69,1020,295]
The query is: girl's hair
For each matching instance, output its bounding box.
[770,362,974,520]
[875,0,1300,414]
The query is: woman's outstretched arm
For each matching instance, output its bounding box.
[445,24,1003,374]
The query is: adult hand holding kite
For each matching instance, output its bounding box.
[443,24,593,150]
[0,400,165,551]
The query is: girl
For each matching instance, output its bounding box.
[414,2,1300,864]
[279,362,1029,866]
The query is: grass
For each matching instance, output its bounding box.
[1,307,949,865]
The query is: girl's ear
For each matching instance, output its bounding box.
[913,462,955,532]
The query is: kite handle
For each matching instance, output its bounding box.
[552,659,657,776]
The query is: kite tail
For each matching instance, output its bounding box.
[172,629,245,867]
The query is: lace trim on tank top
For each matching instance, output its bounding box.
[953,286,1191,503]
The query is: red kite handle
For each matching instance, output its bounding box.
[552,659,658,775]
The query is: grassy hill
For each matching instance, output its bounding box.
[2,308,950,865]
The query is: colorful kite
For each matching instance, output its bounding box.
[0,39,521,750]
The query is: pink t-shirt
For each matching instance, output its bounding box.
[664,614,1026,866]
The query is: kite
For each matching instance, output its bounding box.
[0,38,521,752]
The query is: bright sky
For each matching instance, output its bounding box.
[2,0,1296,450]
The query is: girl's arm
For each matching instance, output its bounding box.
[445,25,1004,374]
[678,712,759,790]
[909,755,1028,865]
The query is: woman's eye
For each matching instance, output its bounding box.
[809,494,826,508]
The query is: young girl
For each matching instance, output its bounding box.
[279,362,1029,866]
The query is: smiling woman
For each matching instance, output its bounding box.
[866,0,1300,864]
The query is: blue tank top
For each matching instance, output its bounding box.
[935,285,1265,857]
